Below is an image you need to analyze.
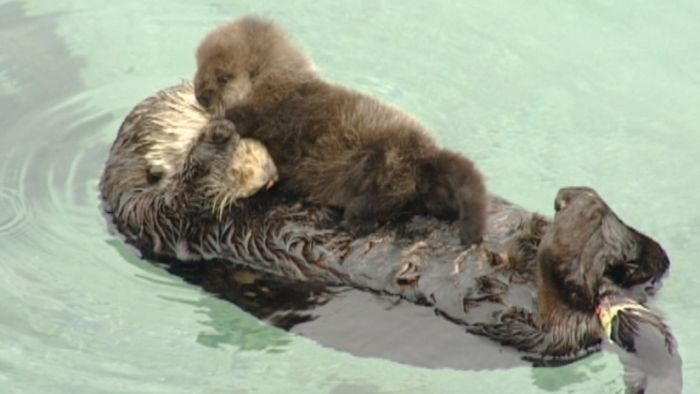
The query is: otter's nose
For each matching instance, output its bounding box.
[196,89,214,108]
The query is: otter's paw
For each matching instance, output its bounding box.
[203,118,240,146]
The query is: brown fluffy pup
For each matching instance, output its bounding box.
[194,16,487,245]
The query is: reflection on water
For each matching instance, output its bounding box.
[1,0,699,392]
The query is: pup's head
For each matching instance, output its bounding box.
[194,16,314,110]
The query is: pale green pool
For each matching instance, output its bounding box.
[1,1,698,392]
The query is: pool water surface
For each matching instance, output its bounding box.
[1,1,698,393]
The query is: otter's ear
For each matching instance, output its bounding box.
[601,213,670,288]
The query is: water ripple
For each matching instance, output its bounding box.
[1,2,699,393]
[0,186,28,235]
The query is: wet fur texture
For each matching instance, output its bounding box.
[469,187,671,363]
[100,83,278,255]
[193,16,487,244]
[102,85,679,390]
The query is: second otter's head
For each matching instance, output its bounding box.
[194,16,315,111]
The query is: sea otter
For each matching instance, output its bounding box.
[100,83,681,392]
[193,16,487,245]
[100,83,278,256]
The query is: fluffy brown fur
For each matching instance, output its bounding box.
[193,16,487,244]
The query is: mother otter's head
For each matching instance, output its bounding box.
[194,16,315,110]
[100,82,278,237]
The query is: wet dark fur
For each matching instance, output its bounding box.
[468,187,671,363]
[101,98,265,255]
[103,85,678,391]
[194,17,487,244]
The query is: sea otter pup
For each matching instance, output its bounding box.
[193,16,487,245]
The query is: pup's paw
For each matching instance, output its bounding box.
[203,118,240,146]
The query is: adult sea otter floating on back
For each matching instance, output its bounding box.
[100,82,682,393]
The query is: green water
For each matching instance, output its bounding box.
[1,1,698,392]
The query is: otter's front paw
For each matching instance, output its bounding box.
[203,118,240,146]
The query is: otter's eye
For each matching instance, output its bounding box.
[217,74,233,85]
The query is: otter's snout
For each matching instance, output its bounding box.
[196,88,215,109]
